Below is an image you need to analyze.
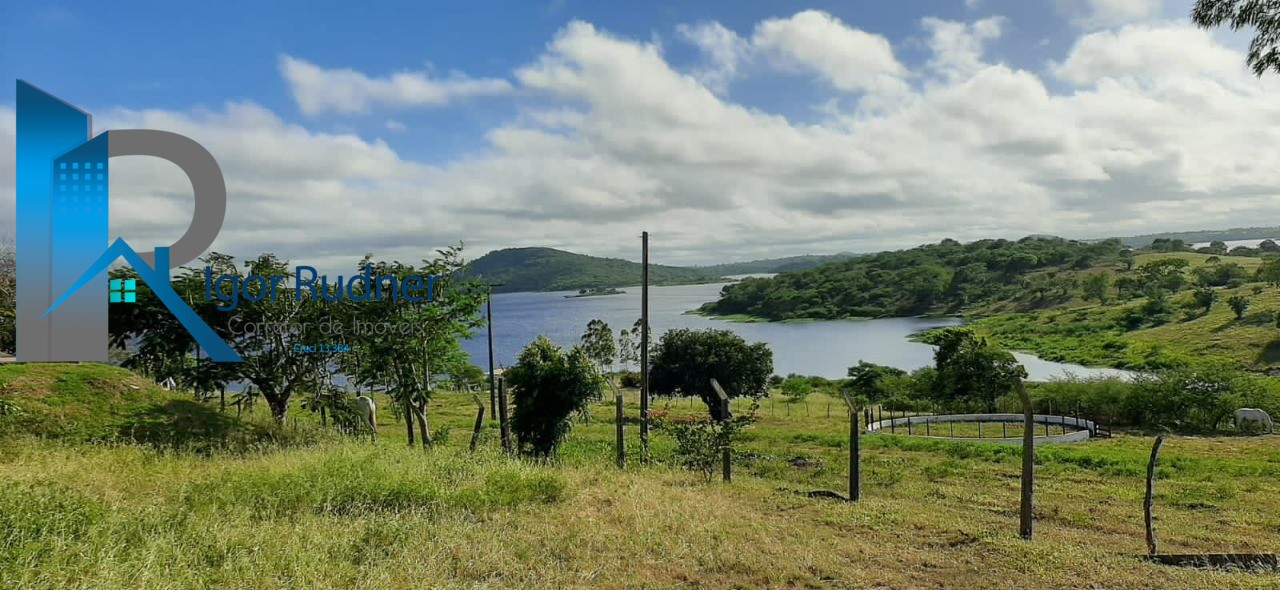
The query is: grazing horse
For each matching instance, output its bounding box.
[1234,408,1275,434]
[355,395,378,441]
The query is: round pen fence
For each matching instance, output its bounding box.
[866,413,1097,444]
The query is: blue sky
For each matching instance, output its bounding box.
[3,0,1277,269]
[3,1,1111,160]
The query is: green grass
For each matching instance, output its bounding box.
[2,366,1279,589]
[963,282,1280,371]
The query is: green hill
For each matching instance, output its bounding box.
[701,236,1128,321]
[465,247,727,293]
[0,363,263,447]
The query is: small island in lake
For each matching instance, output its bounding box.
[565,287,625,298]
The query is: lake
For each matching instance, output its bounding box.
[459,281,1132,382]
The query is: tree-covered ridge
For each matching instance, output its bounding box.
[465,247,725,293]
[700,236,1129,320]
[690,253,860,276]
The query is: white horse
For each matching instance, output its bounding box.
[355,395,378,441]
[1234,408,1275,434]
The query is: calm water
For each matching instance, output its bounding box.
[460,281,1132,381]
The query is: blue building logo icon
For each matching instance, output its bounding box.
[16,80,241,362]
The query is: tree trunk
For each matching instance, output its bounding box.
[413,402,432,449]
[404,401,415,446]
[265,392,289,424]
[219,386,226,412]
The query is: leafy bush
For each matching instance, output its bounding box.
[780,377,812,401]
[619,372,642,388]
[652,401,759,481]
[506,336,601,458]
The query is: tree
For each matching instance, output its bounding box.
[219,254,329,423]
[617,325,639,372]
[930,328,1027,412]
[843,361,907,403]
[506,336,600,457]
[1228,294,1250,319]
[339,246,484,448]
[1137,258,1190,293]
[780,376,812,401]
[0,240,14,355]
[1082,272,1110,304]
[580,319,616,379]
[649,328,773,420]
[1193,288,1217,313]
[1257,257,1280,287]
[1192,1,1280,77]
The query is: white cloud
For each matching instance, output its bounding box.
[921,16,1007,81]
[384,119,406,131]
[279,55,512,116]
[5,12,1280,267]
[676,21,749,93]
[751,10,910,96]
[1057,0,1162,29]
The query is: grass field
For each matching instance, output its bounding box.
[2,364,1279,589]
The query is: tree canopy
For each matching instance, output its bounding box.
[648,328,773,420]
[1192,0,1280,77]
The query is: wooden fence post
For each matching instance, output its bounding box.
[710,379,731,483]
[615,392,626,469]
[850,406,861,501]
[498,377,513,455]
[1145,436,1164,557]
[469,393,486,451]
[1017,380,1034,540]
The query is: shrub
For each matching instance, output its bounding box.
[619,372,642,388]
[653,401,758,481]
[780,377,812,401]
[506,336,601,458]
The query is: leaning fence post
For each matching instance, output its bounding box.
[469,392,486,451]
[1145,436,1164,557]
[710,379,732,483]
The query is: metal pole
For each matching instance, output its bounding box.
[640,231,650,460]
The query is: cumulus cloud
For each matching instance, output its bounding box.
[280,55,512,116]
[751,10,910,96]
[4,10,1280,268]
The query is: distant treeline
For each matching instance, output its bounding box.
[1111,226,1280,249]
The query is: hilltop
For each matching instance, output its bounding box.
[691,252,859,276]
[464,247,860,293]
[465,247,725,293]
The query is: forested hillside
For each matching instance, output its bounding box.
[700,237,1129,320]
[467,248,724,293]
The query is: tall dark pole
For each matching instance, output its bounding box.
[640,231,650,460]
[485,282,504,421]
